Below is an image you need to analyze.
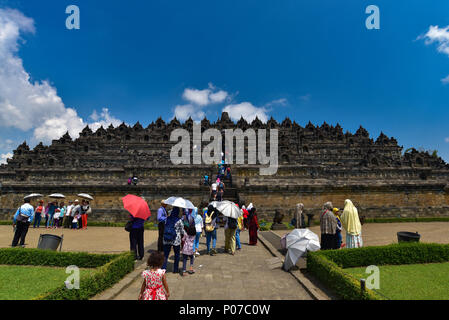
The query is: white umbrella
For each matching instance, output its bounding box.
[283,229,321,271]
[77,193,94,200]
[163,197,195,209]
[209,200,242,219]
[49,193,66,199]
[24,193,43,200]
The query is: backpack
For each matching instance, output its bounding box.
[205,212,214,232]
[227,217,238,230]
[163,217,178,242]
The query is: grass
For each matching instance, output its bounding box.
[344,262,449,300]
[0,265,96,300]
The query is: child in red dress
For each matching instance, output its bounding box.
[138,251,170,300]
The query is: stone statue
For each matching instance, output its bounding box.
[271,209,287,230]
[294,203,306,228]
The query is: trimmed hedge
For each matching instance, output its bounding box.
[0,248,116,268]
[307,243,449,300]
[35,251,135,300]
[0,248,135,300]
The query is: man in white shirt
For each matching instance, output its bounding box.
[12,198,35,247]
[64,201,74,228]
[210,181,218,200]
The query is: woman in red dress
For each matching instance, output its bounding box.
[248,206,259,245]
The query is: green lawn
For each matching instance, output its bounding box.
[0,265,96,300]
[344,262,449,300]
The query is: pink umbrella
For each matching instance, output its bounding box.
[122,195,151,220]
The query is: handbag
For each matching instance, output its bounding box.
[125,219,133,232]
[16,207,29,223]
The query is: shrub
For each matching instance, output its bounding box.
[307,243,449,300]
[0,248,135,300]
[35,251,135,300]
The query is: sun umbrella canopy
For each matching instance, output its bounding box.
[283,229,320,271]
[49,193,65,199]
[163,197,195,209]
[209,200,242,219]
[122,194,151,220]
[77,193,94,200]
[24,193,44,200]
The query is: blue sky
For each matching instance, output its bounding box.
[1,0,449,162]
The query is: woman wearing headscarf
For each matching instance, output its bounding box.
[320,202,338,250]
[340,199,363,248]
[162,207,184,273]
[247,206,259,245]
[241,205,249,230]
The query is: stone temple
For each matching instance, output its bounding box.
[1,112,449,222]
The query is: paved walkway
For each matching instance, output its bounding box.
[272,222,449,246]
[0,226,159,254]
[113,229,313,300]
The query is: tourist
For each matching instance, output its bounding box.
[53,205,61,229]
[71,200,82,229]
[162,207,184,273]
[128,177,132,185]
[217,178,225,201]
[181,211,197,276]
[226,166,232,187]
[33,200,44,228]
[63,201,74,228]
[241,205,249,230]
[128,213,146,261]
[81,200,90,229]
[71,215,79,229]
[132,175,138,186]
[236,207,244,250]
[333,208,343,248]
[204,205,219,255]
[210,180,218,201]
[12,198,35,247]
[247,205,260,245]
[157,201,168,252]
[138,251,170,300]
[46,201,57,228]
[340,199,363,248]
[223,215,238,255]
[193,208,203,256]
[320,202,338,250]
[293,203,306,229]
[203,174,210,186]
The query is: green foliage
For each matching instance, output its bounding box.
[35,251,135,300]
[363,217,449,223]
[0,248,135,300]
[307,243,449,300]
[0,248,116,268]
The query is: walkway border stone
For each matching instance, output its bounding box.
[257,231,330,300]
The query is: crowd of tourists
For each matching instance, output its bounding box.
[318,199,363,250]
[11,198,92,248]
[136,200,259,300]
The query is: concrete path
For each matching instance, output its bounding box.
[272,222,449,247]
[113,229,313,300]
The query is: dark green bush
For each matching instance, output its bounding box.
[35,251,135,300]
[0,248,116,268]
[307,243,449,300]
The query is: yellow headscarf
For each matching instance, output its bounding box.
[340,199,361,235]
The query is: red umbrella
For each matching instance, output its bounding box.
[122,195,151,220]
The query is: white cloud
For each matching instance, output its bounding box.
[0,152,13,165]
[173,104,205,122]
[223,102,269,123]
[264,98,288,108]
[0,8,122,146]
[419,25,449,56]
[445,137,449,143]
[182,84,229,106]
[441,75,449,84]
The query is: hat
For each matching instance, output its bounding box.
[74,199,79,202]
[333,208,339,213]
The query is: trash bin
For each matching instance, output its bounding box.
[37,234,63,251]
[397,231,420,243]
